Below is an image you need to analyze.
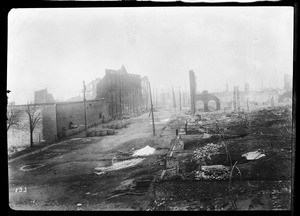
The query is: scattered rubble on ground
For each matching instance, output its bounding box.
[150,105,293,210]
[195,165,230,180]
[193,143,222,162]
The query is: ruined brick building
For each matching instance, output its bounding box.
[189,70,292,112]
[86,78,101,100]
[96,65,145,118]
[141,76,150,110]
[34,89,55,104]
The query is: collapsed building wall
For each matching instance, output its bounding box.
[214,89,280,111]
[34,89,55,104]
[42,104,57,143]
[96,65,143,118]
[85,78,101,100]
[141,76,150,110]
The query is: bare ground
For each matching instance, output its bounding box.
[8,108,180,210]
[8,106,294,211]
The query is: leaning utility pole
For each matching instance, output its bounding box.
[178,87,182,110]
[155,88,158,107]
[236,86,240,111]
[149,81,155,136]
[247,98,249,111]
[233,86,237,111]
[83,81,87,136]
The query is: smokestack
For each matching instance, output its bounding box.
[189,70,196,114]
[236,86,240,111]
[233,86,237,111]
[172,86,176,108]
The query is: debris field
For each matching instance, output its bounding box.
[149,105,293,210]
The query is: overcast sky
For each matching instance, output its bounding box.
[7,7,293,104]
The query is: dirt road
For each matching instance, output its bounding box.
[8,108,185,210]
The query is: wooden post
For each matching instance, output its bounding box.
[233,86,237,111]
[83,81,87,136]
[172,86,176,108]
[237,86,240,111]
[149,81,155,136]
[178,87,182,110]
[119,74,122,117]
[247,98,249,111]
[151,85,155,108]
[155,87,158,107]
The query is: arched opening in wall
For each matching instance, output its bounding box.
[195,100,204,112]
[208,100,217,111]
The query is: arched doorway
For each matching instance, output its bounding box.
[208,100,217,111]
[195,100,205,112]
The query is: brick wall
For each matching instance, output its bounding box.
[56,99,109,134]
[7,106,42,148]
[7,100,109,148]
[42,104,57,143]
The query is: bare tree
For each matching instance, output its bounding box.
[7,106,21,131]
[25,102,41,148]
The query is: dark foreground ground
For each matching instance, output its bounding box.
[8,105,294,211]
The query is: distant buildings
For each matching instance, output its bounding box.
[67,95,83,102]
[34,89,55,104]
[65,78,101,102]
[86,78,101,100]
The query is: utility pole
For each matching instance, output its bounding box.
[149,81,155,136]
[237,86,240,111]
[152,84,155,107]
[172,86,176,108]
[161,88,165,107]
[178,87,182,110]
[233,86,237,111]
[83,81,87,136]
[271,96,274,108]
[155,87,158,107]
[184,83,187,107]
[247,98,249,111]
